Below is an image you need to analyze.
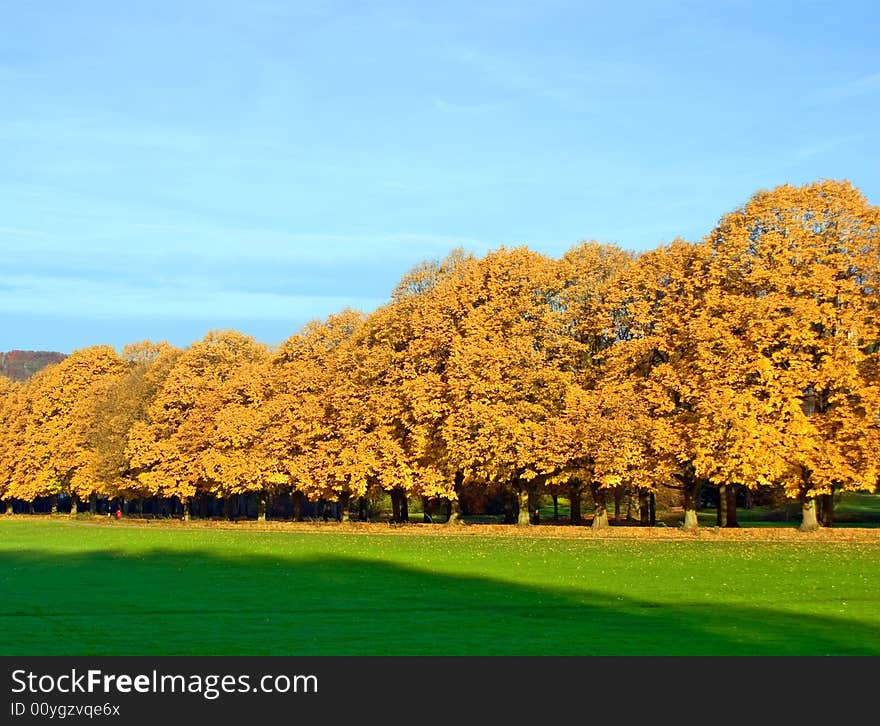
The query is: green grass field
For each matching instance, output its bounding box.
[1,519,878,655]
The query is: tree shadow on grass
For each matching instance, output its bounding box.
[0,549,877,656]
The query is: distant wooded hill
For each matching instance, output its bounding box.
[0,350,67,381]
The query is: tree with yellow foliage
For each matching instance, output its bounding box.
[706,180,880,530]
[541,241,637,527]
[430,247,569,524]
[1,177,875,535]
[0,374,24,514]
[128,331,267,518]
[385,250,479,523]
[602,240,718,530]
[257,311,365,520]
[84,342,180,512]
[326,252,480,524]
[5,347,126,513]
[331,305,422,521]
[201,350,275,519]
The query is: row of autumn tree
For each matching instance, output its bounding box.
[0,180,878,531]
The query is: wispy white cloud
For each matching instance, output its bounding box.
[792,136,853,160]
[1,217,487,266]
[0,220,495,328]
[0,116,294,157]
[0,226,47,238]
[432,98,499,115]
[381,180,428,193]
[445,46,590,109]
[812,72,880,102]
[444,45,627,113]
[448,46,539,92]
[0,272,383,320]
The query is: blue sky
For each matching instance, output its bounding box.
[1,0,878,353]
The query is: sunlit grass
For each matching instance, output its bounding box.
[0,519,877,655]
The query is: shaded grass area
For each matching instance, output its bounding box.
[835,492,880,520]
[1,520,878,655]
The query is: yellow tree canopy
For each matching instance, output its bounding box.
[0,375,24,502]
[319,252,481,503]
[538,241,641,488]
[333,302,445,501]
[604,240,711,485]
[6,347,126,502]
[554,240,634,375]
[85,341,181,499]
[205,349,274,499]
[706,179,880,498]
[424,246,569,489]
[128,330,267,501]
[597,239,784,528]
[258,310,365,501]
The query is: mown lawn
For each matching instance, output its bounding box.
[0,519,878,655]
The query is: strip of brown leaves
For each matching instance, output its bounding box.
[44,515,880,544]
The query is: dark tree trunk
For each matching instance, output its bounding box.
[591,484,609,530]
[502,485,517,524]
[50,495,58,515]
[183,496,191,521]
[717,484,727,527]
[800,498,820,531]
[529,487,540,524]
[197,494,208,518]
[421,496,432,523]
[569,479,582,525]
[446,495,464,525]
[338,492,350,522]
[257,493,268,522]
[613,488,623,522]
[292,491,304,521]
[69,494,78,518]
[639,490,651,526]
[223,498,233,521]
[552,494,559,522]
[625,489,638,522]
[390,489,401,522]
[29,501,35,514]
[681,471,700,531]
[649,491,656,525]
[390,489,409,522]
[358,496,368,522]
[819,492,835,528]
[516,485,531,526]
[725,484,739,527]
[446,471,465,525]
[89,493,97,514]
